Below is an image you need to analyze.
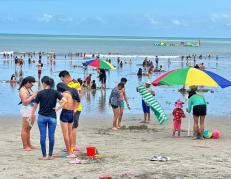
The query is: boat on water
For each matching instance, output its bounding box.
[154,40,201,47]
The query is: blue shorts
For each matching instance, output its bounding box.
[60,109,74,123]
[142,100,150,113]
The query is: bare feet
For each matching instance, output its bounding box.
[48,156,55,160]
[39,157,47,160]
[112,127,118,130]
[23,147,32,151]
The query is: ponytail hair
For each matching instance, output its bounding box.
[41,76,55,89]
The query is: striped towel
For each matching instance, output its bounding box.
[137,85,168,124]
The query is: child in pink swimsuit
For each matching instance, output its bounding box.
[172,100,185,137]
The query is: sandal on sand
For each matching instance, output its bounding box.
[66,153,76,158]
[150,156,170,162]
[150,156,160,161]
[69,158,81,164]
[160,156,170,162]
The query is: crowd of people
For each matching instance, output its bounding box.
[3,51,209,160]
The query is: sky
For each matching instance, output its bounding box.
[0,0,231,38]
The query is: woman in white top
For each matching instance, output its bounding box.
[19,76,38,151]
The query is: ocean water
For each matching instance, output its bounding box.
[0,34,231,117]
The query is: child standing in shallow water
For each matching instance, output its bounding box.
[172,100,185,137]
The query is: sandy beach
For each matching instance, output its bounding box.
[0,114,231,179]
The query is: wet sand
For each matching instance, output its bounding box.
[0,114,231,179]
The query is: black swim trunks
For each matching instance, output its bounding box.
[111,104,118,109]
[193,105,207,116]
[73,111,81,128]
[60,109,74,123]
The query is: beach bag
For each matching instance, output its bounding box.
[137,85,168,124]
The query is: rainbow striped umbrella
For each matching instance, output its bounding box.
[84,59,116,70]
[152,67,231,88]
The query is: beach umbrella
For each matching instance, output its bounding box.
[152,67,231,136]
[152,67,231,88]
[83,59,116,70]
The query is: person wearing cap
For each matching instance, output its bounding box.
[142,82,155,123]
[18,76,38,151]
[187,86,207,140]
[172,100,185,137]
[59,70,82,151]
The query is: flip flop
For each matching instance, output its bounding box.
[159,156,170,162]
[66,153,76,158]
[69,158,81,164]
[150,156,170,162]
[150,156,161,161]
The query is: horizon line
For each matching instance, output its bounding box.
[0,32,231,40]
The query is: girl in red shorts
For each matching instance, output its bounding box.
[172,100,185,137]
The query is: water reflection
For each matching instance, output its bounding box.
[98,89,106,112]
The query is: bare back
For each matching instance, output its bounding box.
[62,92,75,110]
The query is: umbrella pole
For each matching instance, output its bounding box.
[181,89,191,137]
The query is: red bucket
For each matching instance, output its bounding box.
[86,146,96,157]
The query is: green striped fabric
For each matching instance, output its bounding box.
[137,85,168,124]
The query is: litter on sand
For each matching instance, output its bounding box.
[150,155,170,162]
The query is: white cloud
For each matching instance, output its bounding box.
[210,13,230,23]
[37,14,53,23]
[74,16,106,25]
[172,19,181,25]
[145,15,159,25]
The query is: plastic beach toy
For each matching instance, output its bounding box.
[203,130,212,139]
[212,130,221,139]
[86,146,96,158]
